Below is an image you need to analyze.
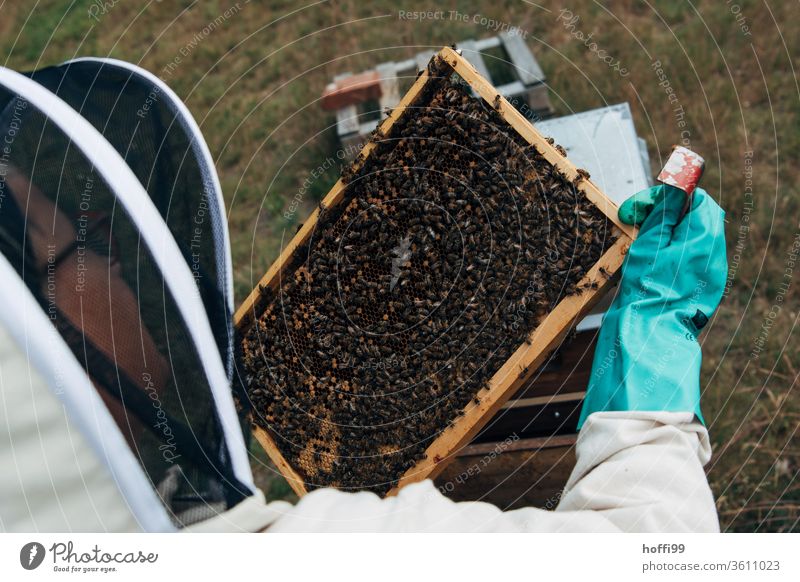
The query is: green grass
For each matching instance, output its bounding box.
[2,0,796,531]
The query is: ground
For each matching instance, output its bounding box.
[1,0,796,531]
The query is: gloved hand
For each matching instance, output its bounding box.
[577,185,727,428]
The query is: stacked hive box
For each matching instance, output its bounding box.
[326,33,555,158]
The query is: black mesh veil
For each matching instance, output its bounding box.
[24,58,235,382]
[0,66,254,528]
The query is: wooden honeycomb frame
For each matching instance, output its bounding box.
[235,46,637,497]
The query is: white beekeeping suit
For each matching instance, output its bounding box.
[0,59,723,533]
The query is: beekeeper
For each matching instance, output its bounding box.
[0,57,726,533]
[0,152,726,534]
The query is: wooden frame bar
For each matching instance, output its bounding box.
[237,47,636,498]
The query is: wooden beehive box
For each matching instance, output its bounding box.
[236,46,636,497]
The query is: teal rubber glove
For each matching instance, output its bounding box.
[577,185,727,429]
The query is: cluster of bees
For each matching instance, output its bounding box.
[242,58,617,495]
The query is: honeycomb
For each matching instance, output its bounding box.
[242,57,618,495]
